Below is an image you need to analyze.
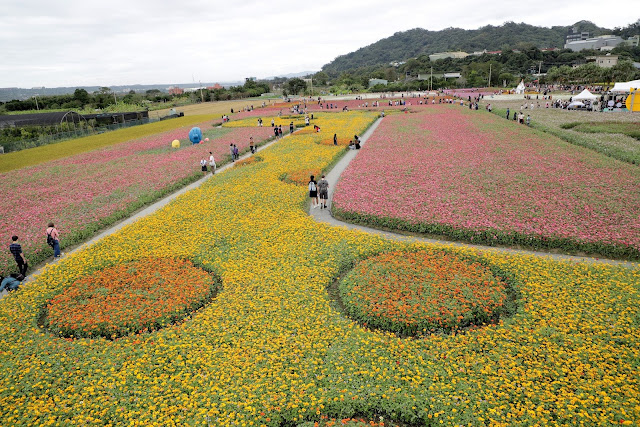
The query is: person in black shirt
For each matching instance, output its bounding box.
[9,235,27,276]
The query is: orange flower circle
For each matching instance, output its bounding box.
[44,258,218,339]
[338,250,512,335]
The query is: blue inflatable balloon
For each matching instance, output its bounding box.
[189,127,203,144]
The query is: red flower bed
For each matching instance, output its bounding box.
[43,258,218,339]
[338,250,510,334]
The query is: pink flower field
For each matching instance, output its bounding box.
[332,106,640,258]
[0,123,274,273]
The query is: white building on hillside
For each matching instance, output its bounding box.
[429,51,469,61]
[564,35,623,51]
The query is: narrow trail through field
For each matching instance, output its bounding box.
[310,117,639,269]
[4,116,637,300]
[0,131,292,299]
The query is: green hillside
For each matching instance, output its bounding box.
[322,21,610,74]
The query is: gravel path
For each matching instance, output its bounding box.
[4,117,637,299]
[310,117,639,269]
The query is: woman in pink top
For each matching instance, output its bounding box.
[46,222,62,258]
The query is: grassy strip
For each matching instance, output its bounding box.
[491,108,640,165]
[560,122,640,140]
[332,207,640,261]
[0,114,219,173]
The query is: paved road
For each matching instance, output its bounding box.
[0,131,291,298]
[3,117,637,299]
[310,117,639,269]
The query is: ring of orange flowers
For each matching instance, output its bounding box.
[338,250,514,335]
[42,258,219,339]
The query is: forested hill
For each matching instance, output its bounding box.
[322,21,610,74]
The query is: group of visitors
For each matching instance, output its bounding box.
[308,175,330,209]
[4,223,63,293]
[274,125,283,139]
[201,151,217,174]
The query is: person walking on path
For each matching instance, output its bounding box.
[9,236,27,277]
[278,125,283,137]
[46,222,62,258]
[229,143,235,162]
[233,144,239,161]
[250,137,255,154]
[333,133,337,145]
[506,108,510,119]
[200,158,208,174]
[289,122,294,134]
[318,175,329,209]
[274,126,279,140]
[209,152,216,174]
[308,175,319,209]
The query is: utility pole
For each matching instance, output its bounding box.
[33,95,39,110]
[488,63,492,88]
[199,81,204,103]
[113,92,117,105]
[538,61,542,92]
[430,67,433,91]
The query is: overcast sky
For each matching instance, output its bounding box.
[1,0,636,88]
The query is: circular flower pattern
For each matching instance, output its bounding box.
[338,250,512,334]
[43,258,219,339]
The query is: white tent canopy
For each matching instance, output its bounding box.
[515,80,525,94]
[611,79,640,93]
[573,89,598,100]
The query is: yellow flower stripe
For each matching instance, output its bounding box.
[0,114,219,173]
[0,110,638,426]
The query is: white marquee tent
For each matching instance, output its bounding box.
[573,89,598,101]
[611,79,640,93]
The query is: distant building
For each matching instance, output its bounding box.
[564,35,623,51]
[429,51,469,61]
[246,77,257,82]
[625,35,640,47]
[566,28,590,45]
[206,83,223,90]
[472,50,502,56]
[168,86,184,95]
[389,61,406,67]
[368,79,388,87]
[586,55,618,68]
[443,72,462,79]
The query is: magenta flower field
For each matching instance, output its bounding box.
[333,106,640,258]
[0,123,274,272]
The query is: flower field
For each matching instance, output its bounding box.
[0,110,639,426]
[0,122,274,273]
[333,106,640,259]
[0,114,223,173]
[44,257,219,339]
[338,250,515,335]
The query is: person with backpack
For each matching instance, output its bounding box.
[308,175,319,209]
[46,222,62,258]
[318,175,329,209]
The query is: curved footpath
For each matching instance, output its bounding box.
[0,131,291,299]
[310,117,640,269]
[3,117,637,299]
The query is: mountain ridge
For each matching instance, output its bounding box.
[321,20,612,74]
